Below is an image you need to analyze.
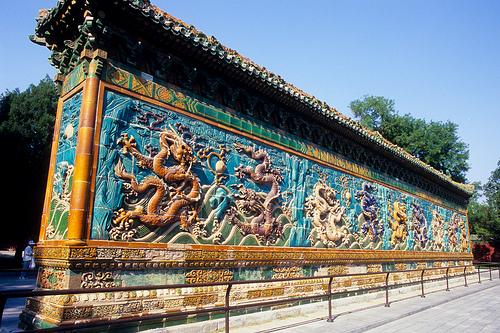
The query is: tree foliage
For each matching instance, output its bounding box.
[468,161,500,242]
[0,76,57,248]
[349,95,469,182]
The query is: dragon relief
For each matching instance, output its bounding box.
[411,204,428,249]
[110,126,202,240]
[226,143,285,245]
[305,177,349,247]
[355,182,383,244]
[457,216,469,253]
[387,201,408,247]
[431,210,445,251]
[460,232,469,252]
[448,213,466,252]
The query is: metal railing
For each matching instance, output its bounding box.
[0,263,499,333]
[474,261,500,283]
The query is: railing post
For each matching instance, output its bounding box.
[225,283,232,333]
[463,266,468,287]
[489,266,492,281]
[384,272,390,307]
[0,294,6,326]
[420,269,425,298]
[327,276,334,322]
[445,267,450,291]
[478,265,481,284]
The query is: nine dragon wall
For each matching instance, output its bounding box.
[40,87,468,254]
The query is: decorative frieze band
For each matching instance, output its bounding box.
[35,244,473,271]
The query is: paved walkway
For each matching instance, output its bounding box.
[0,274,36,333]
[269,278,500,333]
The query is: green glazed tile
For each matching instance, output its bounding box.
[217,111,230,125]
[249,123,260,136]
[230,116,242,128]
[241,120,252,133]
[204,107,216,119]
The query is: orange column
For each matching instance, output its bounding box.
[66,50,106,245]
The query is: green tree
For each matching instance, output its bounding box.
[349,95,469,182]
[468,161,500,242]
[483,160,500,210]
[0,76,57,251]
[349,95,395,129]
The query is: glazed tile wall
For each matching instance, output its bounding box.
[45,92,82,240]
[103,62,465,211]
[90,91,470,253]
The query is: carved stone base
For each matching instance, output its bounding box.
[21,243,473,329]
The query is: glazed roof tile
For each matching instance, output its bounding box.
[35,0,474,196]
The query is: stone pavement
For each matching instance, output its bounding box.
[264,277,500,333]
[0,273,36,333]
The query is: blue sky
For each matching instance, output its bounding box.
[0,0,499,185]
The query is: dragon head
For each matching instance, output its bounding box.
[162,126,195,167]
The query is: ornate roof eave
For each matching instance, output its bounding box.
[34,0,474,197]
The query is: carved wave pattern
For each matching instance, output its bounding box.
[46,92,82,240]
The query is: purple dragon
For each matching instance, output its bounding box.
[355,182,383,242]
[411,203,428,248]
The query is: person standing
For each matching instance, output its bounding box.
[20,240,35,279]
